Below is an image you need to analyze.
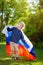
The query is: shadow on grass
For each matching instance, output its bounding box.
[0,58,43,65]
[0,58,33,65]
[0,44,43,65]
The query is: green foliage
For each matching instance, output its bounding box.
[0,33,5,42]
[0,0,43,48]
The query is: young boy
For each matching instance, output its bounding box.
[7,22,25,60]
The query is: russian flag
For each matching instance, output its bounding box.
[2,25,36,60]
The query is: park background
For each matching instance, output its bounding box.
[0,0,43,65]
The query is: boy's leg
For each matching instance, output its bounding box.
[10,42,19,60]
[10,42,15,58]
[13,43,19,58]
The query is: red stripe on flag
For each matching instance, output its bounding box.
[6,44,36,60]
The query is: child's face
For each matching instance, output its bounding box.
[18,23,23,30]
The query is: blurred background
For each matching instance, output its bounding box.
[0,0,43,48]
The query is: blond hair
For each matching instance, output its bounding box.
[19,22,25,29]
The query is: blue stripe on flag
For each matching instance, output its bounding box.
[6,31,12,43]
[19,39,30,49]
[30,47,36,57]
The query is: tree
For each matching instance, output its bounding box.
[0,0,28,41]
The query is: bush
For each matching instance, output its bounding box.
[33,41,43,49]
[0,33,5,42]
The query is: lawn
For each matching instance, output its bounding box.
[0,43,43,65]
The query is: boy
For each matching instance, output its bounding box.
[7,22,25,60]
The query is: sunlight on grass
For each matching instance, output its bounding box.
[0,42,5,45]
[32,62,43,65]
[0,57,11,61]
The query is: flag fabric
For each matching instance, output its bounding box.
[2,25,36,60]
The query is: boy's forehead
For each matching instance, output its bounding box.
[19,23,23,25]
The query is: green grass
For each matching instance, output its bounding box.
[0,43,43,65]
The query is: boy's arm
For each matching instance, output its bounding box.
[21,32,24,41]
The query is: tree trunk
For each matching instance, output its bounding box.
[0,1,4,32]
